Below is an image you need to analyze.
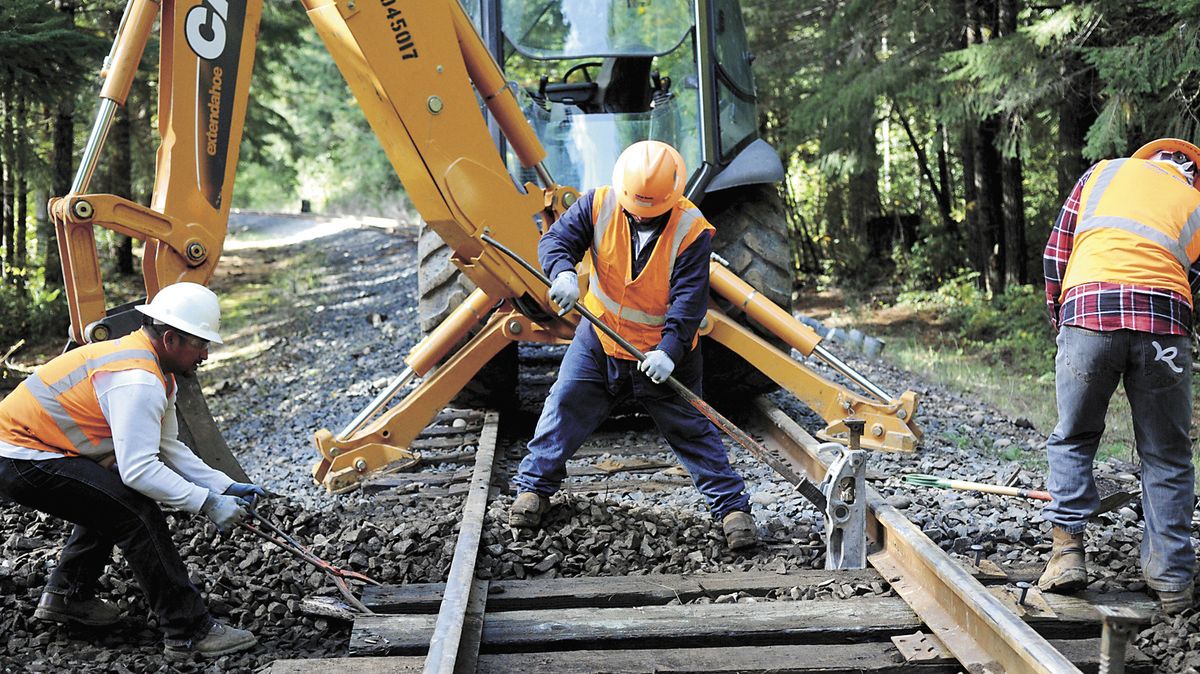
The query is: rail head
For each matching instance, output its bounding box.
[750,398,1082,674]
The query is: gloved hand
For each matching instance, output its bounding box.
[201,492,250,534]
[638,350,675,384]
[224,482,267,507]
[549,271,579,314]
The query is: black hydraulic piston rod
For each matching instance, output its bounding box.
[480,232,828,511]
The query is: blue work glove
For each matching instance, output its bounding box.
[549,271,579,314]
[638,350,675,384]
[201,492,250,534]
[224,482,267,507]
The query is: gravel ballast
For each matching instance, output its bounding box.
[1,212,1196,672]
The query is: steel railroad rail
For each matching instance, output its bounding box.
[271,398,1151,673]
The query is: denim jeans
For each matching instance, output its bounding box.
[1043,326,1196,592]
[514,323,750,519]
[0,456,211,638]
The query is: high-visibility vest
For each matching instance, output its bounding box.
[581,187,714,359]
[1062,158,1200,305]
[0,330,174,457]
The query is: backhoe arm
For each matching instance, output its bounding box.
[50,0,263,344]
[51,0,919,494]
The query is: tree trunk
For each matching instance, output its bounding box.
[2,101,14,283]
[1002,151,1026,285]
[848,119,882,240]
[998,0,1025,286]
[894,100,955,236]
[110,107,135,276]
[15,99,27,294]
[1056,53,1098,197]
[45,102,72,290]
[965,0,1005,293]
[44,1,78,290]
[975,114,1005,295]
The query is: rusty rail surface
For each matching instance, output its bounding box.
[749,398,1081,674]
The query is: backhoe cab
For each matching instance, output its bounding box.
[46,0,921,495]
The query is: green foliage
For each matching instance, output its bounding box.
[234,6,405,217]
[0,275,68,350]
[0,0,105,104]
[897,275,1055,376]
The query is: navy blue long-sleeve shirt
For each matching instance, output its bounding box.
[539,189,712,364]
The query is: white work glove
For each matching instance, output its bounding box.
[638,350,675,384]
[549,271,579,314]
[201,492,250,534]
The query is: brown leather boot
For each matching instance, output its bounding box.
[722,511,757,550]
[1158,584,1194,616]
[509,492,551,528]
[1037,526,1087,593]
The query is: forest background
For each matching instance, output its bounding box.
[1,0,1198,457]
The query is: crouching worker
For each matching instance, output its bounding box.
[0,282,266,658]
[510,140,757,550]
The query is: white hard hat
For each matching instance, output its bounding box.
[135,282,224,344]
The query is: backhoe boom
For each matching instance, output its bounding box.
[50,0,921,493]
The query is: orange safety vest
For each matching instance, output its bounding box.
[581,186,714,359]
[0,330,173,457]
[1062,158,1200,305]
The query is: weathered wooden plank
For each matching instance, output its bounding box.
[269,657,425,673]
[363,569,886,613]
[269,639,1151,674]
[350,597,921,656]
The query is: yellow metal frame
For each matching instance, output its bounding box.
[702,310,920,452]
[53,0,924,493]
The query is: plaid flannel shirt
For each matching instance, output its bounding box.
[1044,164,1200,336]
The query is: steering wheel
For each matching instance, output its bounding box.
[561,61,602,84]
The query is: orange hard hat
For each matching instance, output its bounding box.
[611,140,687,218]
[1132,138,1200,189]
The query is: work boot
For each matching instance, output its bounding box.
[1158,584,1195,616]
[509,492,551,528]
[1037,526,1087,593]
[722,511,757,550]
[34,591,121,627]
[164,618,257,660]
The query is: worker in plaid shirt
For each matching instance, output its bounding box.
[1040,138,1200,615]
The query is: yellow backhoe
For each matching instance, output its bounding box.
[48,0,922,493]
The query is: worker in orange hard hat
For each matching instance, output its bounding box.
[0,283,263,658]
[1041,137,1200,616]
[510,140,756,550]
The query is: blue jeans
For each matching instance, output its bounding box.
[1043,326,1196,592]
[0,456,211,639]
[514,323,750,519]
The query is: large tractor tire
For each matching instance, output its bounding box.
[699,183,795,410]
[417,223,518,409]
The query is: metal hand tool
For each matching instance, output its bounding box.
[240,508,380,614]
[905,473,1137,515]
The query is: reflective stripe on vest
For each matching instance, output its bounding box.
[588,189,704,328]
[582,187,712,357]
[1063,158,1200,303]
[23,347,155,454]
[0,331,169,456]
[1076,159,1200,270]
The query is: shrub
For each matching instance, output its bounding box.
[0,279,70,351]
